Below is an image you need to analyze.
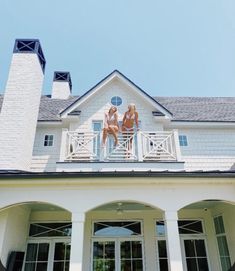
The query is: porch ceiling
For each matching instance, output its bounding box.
[92,202,157,212]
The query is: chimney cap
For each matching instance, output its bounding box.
[53,71,72,91]
[13,39,46,73]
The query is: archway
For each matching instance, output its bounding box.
[0,201,71,271]
[84,200,164,271]
[177,199,235,271]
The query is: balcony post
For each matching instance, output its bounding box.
[59,128,68,161]
[137,131,143,162]
[173,129,182,161]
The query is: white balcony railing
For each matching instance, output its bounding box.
[61,130,181,162]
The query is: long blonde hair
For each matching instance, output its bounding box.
[128,103,136,112]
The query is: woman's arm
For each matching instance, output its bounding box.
[104,113,108,129]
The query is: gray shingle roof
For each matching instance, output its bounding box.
[155,97,235,122]
[1,95,235,122]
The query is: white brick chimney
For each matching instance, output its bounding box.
[51,71,72,99]
[0,39,45,171]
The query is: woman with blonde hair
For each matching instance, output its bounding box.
[122,104,139,156]
[102,106,119,146]
[122,103,139,132]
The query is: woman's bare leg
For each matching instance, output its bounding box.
[108,126,119,145]
[102,128,108,146]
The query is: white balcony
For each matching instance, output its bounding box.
[56,130,184,172]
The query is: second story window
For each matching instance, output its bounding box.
[111,96,122,106]
[179,135,188,146]
[44,135,54,147]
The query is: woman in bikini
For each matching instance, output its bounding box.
[122,104,139,154]
[122,103,139,132]
[102,106,119,146]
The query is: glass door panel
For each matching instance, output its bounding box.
[93,241,115,271]
[183,239,209,271]
[120,241,143,271]
[24,242,49,271]
[92,239,143,271]
[53,242,71,271]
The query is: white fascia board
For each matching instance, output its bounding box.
[167,121,235,129]
[117,74,172,118]
[37,121,62,127]
[61,71,172,119]
[61,73,117,118]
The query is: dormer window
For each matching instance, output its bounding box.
[44,135,54,147]
[111,96,122,106]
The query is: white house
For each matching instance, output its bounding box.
[0,39,234,271]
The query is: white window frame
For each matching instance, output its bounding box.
[179,135,188,147]
[213,214,232,271]
[43,134,54,147]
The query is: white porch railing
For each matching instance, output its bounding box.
[63,130,181,162]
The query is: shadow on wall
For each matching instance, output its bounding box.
[0,259,5,271]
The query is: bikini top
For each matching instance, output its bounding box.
[125,112,136,120]
[106,113,116,122]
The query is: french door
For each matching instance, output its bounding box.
[92,238,144,271]
[23,238,70,271]
[181,237,209,271]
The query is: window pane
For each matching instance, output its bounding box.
[121,241,131,258]
[159,259,169,271]
[158,240,168,258]
[184,240,196,257]
[220,257,232,271]
[197,258,209,271]
[93,242,104,259]
[195,240,207,257]
[26,243,38,261]
[25,263,35,271]
[121,260,131,271]
[105,242,115,259]
[29,223,72,237]
[54,243,65,261]
[94,221,141,236]
[178,220,203,234]
[186,258,197,271]
[156,221,166,236]
[53,262,64,271]
[38,243,49,261]
[104,260,115,271]
[214,216,225,234]
[36,262,48,271]
[133,260,143,271]
[217,236,230,257]
[132,241,142,258]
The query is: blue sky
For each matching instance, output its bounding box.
[0,0,235,97]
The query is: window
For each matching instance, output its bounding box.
[44,135,54,146]
[156,221,169,271]
[179,135,188,146]
[29,223,72,237]
[93,221,142,236]
[111,96,122,106]
[214,216,231,271]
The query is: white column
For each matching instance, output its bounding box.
[164,211,184,271]
[173,129,182,161]
[59,128,68,162]
[137,131,143,161]
[69,212,85,271]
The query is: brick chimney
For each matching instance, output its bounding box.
[51,71,72,99]
[0,39,45,171]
